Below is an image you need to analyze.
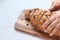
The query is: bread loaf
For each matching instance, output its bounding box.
[25,8,60,37]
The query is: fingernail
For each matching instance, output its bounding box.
[50,34,53,36]
[44,30,47,33]
[42,26,44,28]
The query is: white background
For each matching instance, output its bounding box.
[0,0,52,40]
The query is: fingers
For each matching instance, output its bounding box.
[49,1,60,12]
[42,14,56,29]
[44,19,60,33]
[50,23,60,36]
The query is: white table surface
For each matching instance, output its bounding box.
[0,0,52,40]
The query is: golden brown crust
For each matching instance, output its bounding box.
[25,8,60,37]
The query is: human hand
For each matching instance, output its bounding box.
[49,0,60,12]
[42,0,60,36]
[42,10,60,36]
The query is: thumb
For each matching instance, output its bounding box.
[49,2,60,12]
[49,5,55,12]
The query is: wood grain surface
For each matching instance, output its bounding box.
[14,10,60,40]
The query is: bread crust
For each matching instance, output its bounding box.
[25,8,60,37]
[14,8,60,40]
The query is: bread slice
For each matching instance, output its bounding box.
[14,8,60,40]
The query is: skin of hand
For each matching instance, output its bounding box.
[42,11,60,36]
[42,0,60,36]
[49,0,60,12]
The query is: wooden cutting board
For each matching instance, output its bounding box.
[14,10,60,40]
